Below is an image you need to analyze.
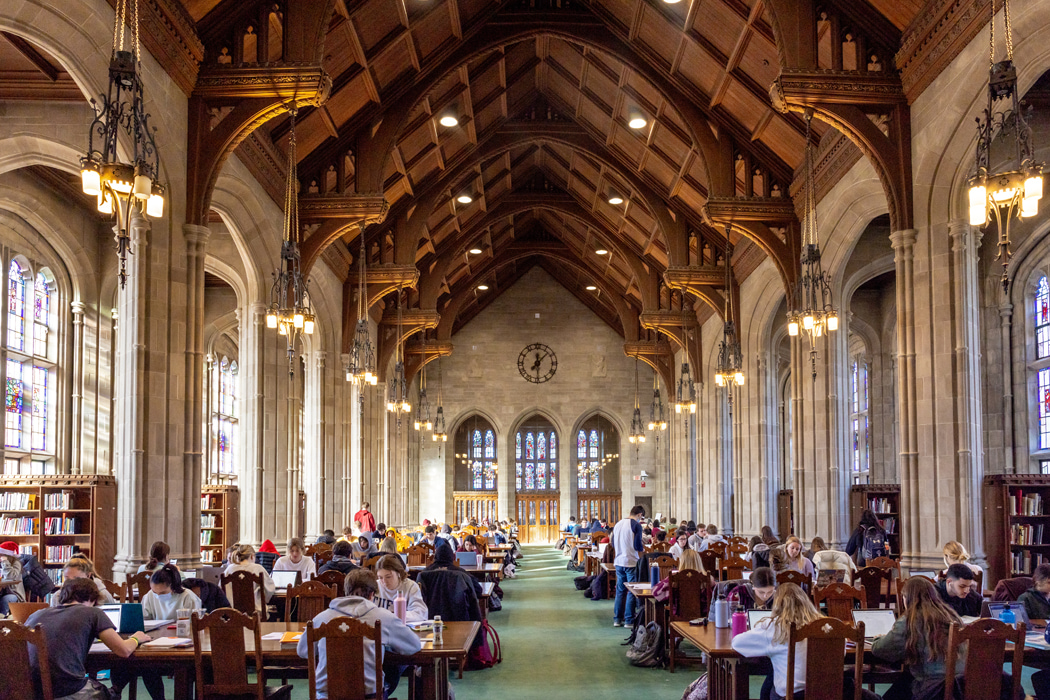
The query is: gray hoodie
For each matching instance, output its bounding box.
[297,595,422,698]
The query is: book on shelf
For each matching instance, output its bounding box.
[881,517,897,535]
[1012,523,1046,545]
[0,515,37,535]
[200,530,217,545]
[0,492,37,510]
[200,494,221,510]
[43,516,77,535]
[200,513,218,528]
[1010,490,1047,516]
[200,548,220,563]
[45,568,63,585]
[1013,550,1048,574]
[43,491,74,510]
[18,544,34,555]
[868,497,895,514]
[44,544,74,563]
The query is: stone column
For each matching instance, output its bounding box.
[70,301,85,474]
[718,392,734,536]
[1000,303,1015,475]
[303,351,326,537]
[182,223,209,567]
[202,353,214,484]
[239,301,267,544]
[891,228,920,561]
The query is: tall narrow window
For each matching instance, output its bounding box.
[7,261,25,351]
[211,357,238,479]
[849,359,870,483]
[516,416,557,492]
[576,415,620,492]
[1038,276,1050,359]
[454,417,498,492]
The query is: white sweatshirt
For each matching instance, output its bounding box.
[730,617,808,698]
[142,588,201,620]
[223,562,275,611]
[374,577,428,623]
[274,555,317,580]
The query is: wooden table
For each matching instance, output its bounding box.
[410,563,503,582]
[670,621,751,699]
[585,551,602,577]
[626,582,666,626]
[479,581,496,619]
[86,620,478,700]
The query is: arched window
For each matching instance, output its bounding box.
[1037,276,1050,359]
[850,358,870,484]
[453,417,497,491]
[210,357,238,480]
[575,415,620,492]
[4,260,56,474]
[515,418,557,492]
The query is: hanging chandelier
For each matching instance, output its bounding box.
[629,360,646,444]
[265,108,315,375]
[386,288,411,420]
[674,302,697,414]
[968,0,1043,292]
[714,226,745,392]
[414,347,432,431]
[787,110,838,376]
[345,224,378,385]
[80,0,164,289]
[431,354,447,442]
[647,368,667,431]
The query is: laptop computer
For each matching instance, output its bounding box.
[100,603,164,634]
[983,602,1034,630]
[909,570,938,580]
[456,551,479,567]
[271,570,300,592]
[197,565,222,586]
[747,609,773,630]
[852,609,897,639]
[816,569,846,586]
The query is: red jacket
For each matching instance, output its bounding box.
[354,509,376,533]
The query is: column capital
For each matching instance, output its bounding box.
[182,224,211,257]
[70,300,86,318]
[248,301,267,323]
[889,228,917,250]
[314,350,327,368]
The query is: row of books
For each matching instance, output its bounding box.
[1012,550,1047,574]
[43,492,75,510]
[42,516,77,535]
[867,497,895,514]
[0,515,36,535]
[881,516,897,534]
[45,568,63,584]
[0,492,37,509]
[200,513,220,528]
[200,530,219,545]
[201,495,222,510]
[1010,490,1046,516]
[44,544,74,563]
[200,548,221,563]
[1011,523,1047,545]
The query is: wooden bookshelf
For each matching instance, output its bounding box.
[982,474,1050,585]
[849,484,901,559]
[0,474,116,581]
[200,485,238,564]
[777,489,794,541]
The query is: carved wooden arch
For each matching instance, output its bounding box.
[623,338,675,400]
[353,20,724,199]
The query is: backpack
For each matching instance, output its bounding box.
[626,621,665,667]
[862,526,887,562]
[574,575,594,591]
[19,553,55,600]
[466,620,502,670]
[682,673,709,700]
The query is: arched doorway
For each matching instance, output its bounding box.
[514,415,560,543]
[452,415,498,524]
[575,415,621,523]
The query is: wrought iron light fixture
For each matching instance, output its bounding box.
[647,369,667,431]
[386,288,411,420]
[414,347,432,431]
[787,111,838,378]
[714,226,745,392]
[674,304,697,414]
[629,360,647,444]
[264,109,315,375]
[968,0,1044,292]
[80,0,164,288]
[345,224,378,386]
[431,354,447,442]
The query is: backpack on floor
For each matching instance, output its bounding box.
[626,621,665,667]
[466,620,502,670]
[682,673,709,700]
[862,526,887,562]
[587,570,607,600]
[574,575,595,591]
[488,592,502,612]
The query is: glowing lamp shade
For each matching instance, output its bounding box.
[97,194,113,215]
[386,401,395,412]
[734,372,745,386]
[266,312,278,329]
[293,313,305,329]
[133,173,152,200]
[586,285,597,291]
[826,313,839,332]
[638,434,646,442]
[1025,174,1043,201]
[1023,196,1039,218]
[628,111,647,129]
[439,115,459,127]
[469,248,482,254]
[969,184,988,226]
[788,320,799,337]
[146,193,164,218]
[802,314,815,330]
[608,194,624,205]
[81,167,101,196]
[714,373,725,387]
[304,318,315,335]
[595,249,608,255]
[346,370,353,382]
[456,193,473,204]
[628,435,636,444]
[277,323,287,336]
[477,284,489,291]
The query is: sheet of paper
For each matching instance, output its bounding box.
[90,642,110,653]
[1027,632,1050,650]
[141,637,192,648]
[261,632,286,640]
[144,619,174,631]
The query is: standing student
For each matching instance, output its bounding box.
[846,509,887,566]
[374,554,428,623]
[353,502,376,535]
[935,563,981,617]
[611,505,646,627]
[0,540,25,615]
[26,578,150,700]
[223,544,275,613]
[136,541,171,575]
[274,536,317,580]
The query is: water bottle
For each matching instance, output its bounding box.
[731,606,747,636]
[433,615,443,644]
[393,591,407,623]
[999,603,1017,626]
[650,563,661,585]
[712,592,730,628]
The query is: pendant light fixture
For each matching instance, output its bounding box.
[647,368,667,432]
[787,110,838,379]
[80,0,165,288]
[345,224,378,386]
[386,287,412,423]
[431,353,448,442]
[629,360,647,444]
[968,0,1044,292]
[714,224,745,400]
[264,108,315,376]
[414,344,432,431]
[674,302,697,414]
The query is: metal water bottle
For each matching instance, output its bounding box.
[712,592,730,628]
[731,606,747,636]
[394,590,407,623]
[650,562,661,585]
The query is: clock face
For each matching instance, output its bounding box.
[518,343,557,383]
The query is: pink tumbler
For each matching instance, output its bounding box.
[731,607,747,636]
[394,591,407,623]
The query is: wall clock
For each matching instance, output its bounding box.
[518,343,557,383]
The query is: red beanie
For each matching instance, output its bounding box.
[259,539,278,554]
[0,541,19,557]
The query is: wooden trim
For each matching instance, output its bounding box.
[452,492,498,525]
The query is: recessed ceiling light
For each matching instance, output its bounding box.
[586,285,597,291]
[456,193,473,204]
[439,115,459,127]
[662,0,682,4]
[469,248,483,255]
[608,194,624,205]
[477,284,489,291]
[595,248,608,255]
[628,110,647,129]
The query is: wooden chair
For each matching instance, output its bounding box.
[786,616,865,700]
[718,555,750,582]
[313,550,334,568]
[854,566,895,609]
[667,569,712,673]
[867,556,901,581]
[314,570,347,589]
[727,543,748,556]
[729,536,748,546]
[650,541,671,553]
[590,532,606,544]
[102,578,128,603]
[0,620,54,700]
[813,583,866,622]
[707,541,727,558]
[698,550,719,575]
[406,544,432,567]
[943,618,1024,700]
[776,569,811,594]
[362,554,383,570]
[8,601,48,624]
[126,571,151,601]
[190,608,292,700]
[285,580,338,623]
[220,569,266,615]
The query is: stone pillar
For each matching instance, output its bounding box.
[202,353,214,484]
[891,228,920,561]
[348,379,363,520]
[182,223,210,567]
[70,301,85,475]
[303,351,326,537]
[1000,303,1015,475]
[239,301,267,544]
[717,391,734,536]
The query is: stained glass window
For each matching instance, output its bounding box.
[516,419,557,492]
[5,359,22,449]
[455,419,498,491]
[849,357,870,481]
[577,430,587,489]
[210,357,238,478]
[471,460,483,489]
[1038,277,1050,359]
[7,261,24,351]
[525,432,535,459]
[536,462,546,490]
[538,432,546,459]
[550,433,557,458]
[33,272,49,357]
[1040,368,1050,450]
[516,461,522,490]
[525,462,535,489]
[576,415,620,494]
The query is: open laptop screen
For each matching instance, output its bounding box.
[852,609,897,638]
[100,605,121,630]
[984,602,1034,630]
[747,609,772,630]
[455,551,478,567]
[271,570,299,590]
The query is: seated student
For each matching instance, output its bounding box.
[27,578,151,700]
[563,515,577,533]
[459,535,480,553]
[687,526,704,551]
[136,540,171,575]
[935,563,981,617]
[811,539,858,584]
[438,524,459,550]
[274,536,317,581]
[642,526,654,546]
[420,525,439,547]
[781,536,816,582]
[1019,562,1050,620]
[425,540,483,597]
[0,540,25,615]
[315,529,336,545]
[654,530,667,546]
[374,554,428,623]
[373,523,388,542]
[319,540,360,576]
[728,567,777,610]
[255,539,280,573]
[223,544,275,613]
[939,541,984,580]
[668,531,690,560]
[871,576,973,700]
[699,524,726,552]
[748,537,772,569]
[298,569,422,699]
[52,556,116,607]
[378,536,399,555]
[338,526,355,543]
[571,518,587,538]
[350,535,377,564]
[488,523,508,545]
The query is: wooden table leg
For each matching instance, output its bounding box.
[709,657,749,700]
[172,667,193,700]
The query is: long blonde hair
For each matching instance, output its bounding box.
[230,544,256,564]
[783,536,806,568]
[769,583,823,644]
[942,541,971,565]
[679,549,706,574]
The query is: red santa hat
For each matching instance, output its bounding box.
[0,541,19,557]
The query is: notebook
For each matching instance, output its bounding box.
[455,551,479,567]
[747,609,772,630]
[983,602,1034,630]
[271,570,300,591]
[852,609,897,638]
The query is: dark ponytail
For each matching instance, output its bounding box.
[147,540,170,570]
[150,563,183,594]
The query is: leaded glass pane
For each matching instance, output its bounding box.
[537,432,546,459]
[577,431,586,458]
[1038,368,1050,450]
[516,432,521,459]
[550,464,557,490]
[5,359,21,449]
[536,462,546,490]
[7,261,25,351]
[472,429,481,459]
[525,432,534,459]
[1038,277,1050,359]
[515,460,522,490]
[484,430,494,459]
[550,432,556,458]
[471,461,482,489]
[33,272,48,357]
[525,462,535,490]
[589,430,598,459]
[30,366,47,451]
[578,463,587,489]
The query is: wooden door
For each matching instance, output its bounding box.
[452,492,498,524]
[516,495,559,543]
[577,493,621,523]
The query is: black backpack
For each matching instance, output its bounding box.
[862,526,887,562]
[19,553,55,600]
